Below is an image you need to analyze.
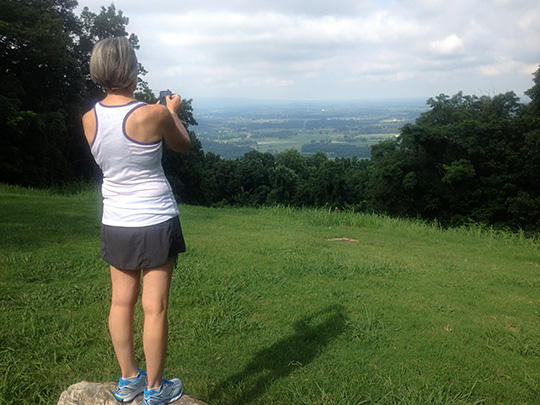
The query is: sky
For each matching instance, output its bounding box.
[76,0,540,101]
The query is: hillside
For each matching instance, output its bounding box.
[1,185,540,404]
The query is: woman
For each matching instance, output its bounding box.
[82,37,190,405]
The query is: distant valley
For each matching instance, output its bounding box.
[191,98,429,158]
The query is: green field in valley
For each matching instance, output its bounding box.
[1,184,540,404]
[193,98,427,158]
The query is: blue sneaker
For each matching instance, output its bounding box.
[143,378,183,405]
[114,368,147,402]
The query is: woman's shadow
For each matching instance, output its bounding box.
[208,304,348,404]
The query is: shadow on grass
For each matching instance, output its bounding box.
[209,304,348,404]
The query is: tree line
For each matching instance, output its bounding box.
[1,1,539,231]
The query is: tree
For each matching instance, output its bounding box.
[267,164,299,205]
[0,0,83,186]
[524,65,540,115]
[367,86,540,230]
[507,65,540,230]
[271,150,307,205]
[368,139,412,216]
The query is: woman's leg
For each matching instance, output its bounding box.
[109,266,141,378]
[142,257,175,389]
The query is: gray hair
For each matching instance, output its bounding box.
[90,37,138,90]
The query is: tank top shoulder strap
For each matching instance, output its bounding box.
[91,101,147,150]
[95,100,146,114]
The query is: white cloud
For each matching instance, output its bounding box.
[76,0,540,100]
[429,35,464,56]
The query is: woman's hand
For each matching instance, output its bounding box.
[155,92,190,152]
[165,93,183,115]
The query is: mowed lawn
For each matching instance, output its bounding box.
[1,184,539,404]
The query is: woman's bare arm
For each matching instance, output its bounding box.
[160,94,191,152]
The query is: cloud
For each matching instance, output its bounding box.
[76,0,540,100]
[429,35,464,56]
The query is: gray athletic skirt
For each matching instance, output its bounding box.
[101,216,186,270]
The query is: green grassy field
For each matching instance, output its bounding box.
[201,124,396,156]
[1,184,540,404]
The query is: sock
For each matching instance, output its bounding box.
[124,369,140,382]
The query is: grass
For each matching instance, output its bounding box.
[1,184,540,404]
[211,128,394,155]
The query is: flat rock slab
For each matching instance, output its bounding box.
[58,382,207,405]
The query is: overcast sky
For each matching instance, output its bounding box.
[76,0,540,101]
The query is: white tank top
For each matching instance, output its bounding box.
[90,101,179,227]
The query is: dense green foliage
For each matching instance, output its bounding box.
[1,1,539,231]
[369,88,540,230]
[177,149,371,209]
[2,186,540,404]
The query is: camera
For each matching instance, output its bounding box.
[159,90,172,105]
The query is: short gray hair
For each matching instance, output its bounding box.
[90,37,138,90]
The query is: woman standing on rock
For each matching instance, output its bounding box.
[82,36,190,405]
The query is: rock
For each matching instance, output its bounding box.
[57,381,207,405]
